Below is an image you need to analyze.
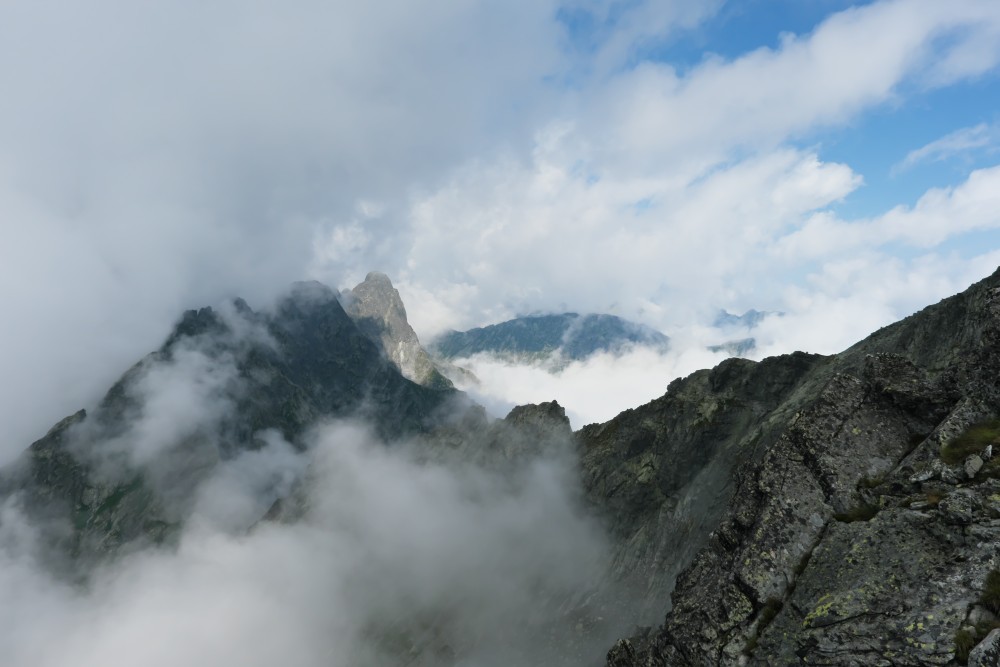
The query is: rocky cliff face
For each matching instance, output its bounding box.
[604,268,1000,666]
[341,272,454,389]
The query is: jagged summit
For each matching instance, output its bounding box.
[289,279,339,299]
[4,281,461,566]
[340,272,453,389]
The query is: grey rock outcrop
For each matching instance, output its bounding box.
[970,629,1000,666]
[602,270,1000,665]
[341,272,453,389]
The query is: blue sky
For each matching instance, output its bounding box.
[559,0,1000,215]
[4,0,1000,448]
[562,0,1000,220]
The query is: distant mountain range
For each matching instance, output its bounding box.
[429,313,669,364]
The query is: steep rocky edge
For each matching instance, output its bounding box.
[1,281,462,570]
[602,268,1000,665]
[341,271,455,389]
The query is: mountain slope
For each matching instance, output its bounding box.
[3,281,460,568]
[431,312,669,363]
[603,268,1000,666]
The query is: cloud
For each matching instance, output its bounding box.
[0,0,570,459]
[5,0,1000,484]
[386,0,1000,344]
[397,139,862,338]
[894,122,1000,173]
[0,412,611,667]
[449,342,730,429]
[774,164,1000,260]
[557,0,726,77]
[585,0,1000,169]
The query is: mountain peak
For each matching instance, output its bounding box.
[286,280,339,305]
[341,273,453,389]
[361,271,393,286]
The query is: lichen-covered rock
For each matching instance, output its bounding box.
[605,267,1000,666]
[970,628,1000,666]
[967,454,985,478]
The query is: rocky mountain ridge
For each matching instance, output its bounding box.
[603,268,1000,666]
[6,269,1000,665]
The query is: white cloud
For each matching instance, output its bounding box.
[894,122,999,172]
[586,0,1000,170]
[0,0,568,458]
[386,0,1000,343]
[450,342,730,429]
[399,135,862,337]
[774,164,1000,260]
[0,420,610,667]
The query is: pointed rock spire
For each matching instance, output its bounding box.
[341,272,453,389]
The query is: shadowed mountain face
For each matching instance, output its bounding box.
[430,313,669,363]
[1,281,460,569]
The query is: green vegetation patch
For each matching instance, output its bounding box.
[858,473,886,489]
[743,598,784,656]
[833,503,879,523]
[980,456,1000,480]
[941,419,1000,465]
[955,627,977,664]
[980,569,1000,615]
[759,597,784,626]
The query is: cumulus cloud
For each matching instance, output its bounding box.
[385,0,1000,345]
[774,165,1000,259]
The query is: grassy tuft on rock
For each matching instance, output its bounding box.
[955,627,977,664]
[941,419,1000,464]
[980,569,1000,615]
[833,503,879,523]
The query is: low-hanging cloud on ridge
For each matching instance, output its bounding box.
[0,312,613,667]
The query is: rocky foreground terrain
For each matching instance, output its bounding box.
[5,269,1000,665]
[603,268,1000,666]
